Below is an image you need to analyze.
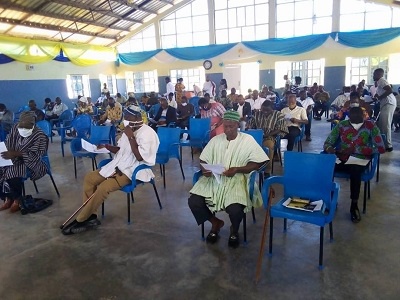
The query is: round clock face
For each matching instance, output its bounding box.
[203,60,212,70]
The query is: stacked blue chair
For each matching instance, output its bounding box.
[262,152,339,269]
[99,159,162,224]
[156,127,185,188]
[60,114,92,157]
[180,118,211,160]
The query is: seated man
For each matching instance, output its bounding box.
[297,90,314,141]
[176,96,194,129]
[330,86,351,112]
[331,92,370,125]
[28,100,45,122]
[45,97,68,121]
[43,98,54,118]
[61,106,160,235]
[0,103,14,133]
[280,95,308,151]
[98,97,122,125]
[217,89,233,110]
[247,100,288,177]
[152,97,177,129]
[233,94,252,131]
[324,107,385,223]
[188,111,269,248]
[313,85,330,120]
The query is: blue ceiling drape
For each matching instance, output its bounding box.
[164,43,236,60]
[330,27,400,48]
[118,49,162,65]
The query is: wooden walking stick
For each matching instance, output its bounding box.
[59,192,96,229]
[255,187,275,284]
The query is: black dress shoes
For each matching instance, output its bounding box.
[350,206,361,223]
[385,147,393,152]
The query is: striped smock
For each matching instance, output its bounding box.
[190,132,269,213]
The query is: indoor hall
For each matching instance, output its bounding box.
[0,120,399,300]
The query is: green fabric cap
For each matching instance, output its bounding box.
[223,110,240,122]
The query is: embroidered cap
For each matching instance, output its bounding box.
[19,111,36,127]
[223,110,240,122]
[124,105,142,116]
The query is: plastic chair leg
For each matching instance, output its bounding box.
[74,157,77,179]
[319,227,324,269]
[269,217,273,255]
[152,182,162,209]
[178,158,185,180]
[283,218,287,231]
[243,213,247,243]
[162,164,166,188]
[49,174,60,197]
[251,207,256,224]
[33,181,39,193]
[363,182,367,214]
[376,155,380,182]
[127,194,131,224]
[201,222,205,240]
[329,222,333,241]
[101,202,105,217]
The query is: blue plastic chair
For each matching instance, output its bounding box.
[90,125,112,145]
[180,118,211,160]
[51,109,74,129]
[36,120,53,143]
[14,105,29,122]
[98,159,162,224]
[193,170,259,244]
[294,124,305,152]
[22,154,60,198]
[70,138,98,179]
[156,127,185,188]
[60,114,92,157]
[189,96,200,116]
[333,153,379,214]
[262,152,339,269]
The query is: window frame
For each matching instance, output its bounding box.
[66,74,91,99]
[126,70,159,94]
[345,56,389,86]
[169,68,205,92]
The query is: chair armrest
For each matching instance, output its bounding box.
[132,164,153,181]
[98,158,113,169]
[261,176,284,209]
[193,170,203,185]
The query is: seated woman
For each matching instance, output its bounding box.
[324,107,385,223]
[198,97,226,138]
[0,112,48,212]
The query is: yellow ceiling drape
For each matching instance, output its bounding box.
[0,35,116,66]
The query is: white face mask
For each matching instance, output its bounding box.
[0,111,4,115]
[350,122,363,131]
[350,103,360,108]
[123,120,130,127]
[344,92,350,97]
[18,126,34,138]
[181,103,187,106]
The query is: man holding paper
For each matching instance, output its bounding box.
[188,111,269,248]
[324,107,385,223]
[62,105,159,235]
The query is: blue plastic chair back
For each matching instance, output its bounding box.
[157,127,181,162]
[36,120,52,137]
[242,129,263,146]
[283,152,336,210]
[89,125,111,145]
[189,96,200,116]
[148,103,161,118]
[72,114,92,138]
[59,110,74,126]
[188,118,211,144]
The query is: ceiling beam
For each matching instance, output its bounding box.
[0,1,131,32]
[112,0,157,14]
[0,17,116,40]
[50,0,143,24]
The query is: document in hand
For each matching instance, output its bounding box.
[345,156,370,166]
[200,163,225,184]
[282,197,324,212]
[81,139,110,153]
[0,142,13,167]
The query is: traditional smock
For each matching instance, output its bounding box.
[99,124,159,182]
[190,132,269,213]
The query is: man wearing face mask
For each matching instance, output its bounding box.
[99,97,122,125]
[62,105,160,235]
[177,96,194,129]
[331,86,351,112]
[0,103,14,134]
[0,111,48,212]
[324,107,385,223]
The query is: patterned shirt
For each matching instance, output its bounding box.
[102,102,122,122]
[247,110,288,140]
[324,120,385,161]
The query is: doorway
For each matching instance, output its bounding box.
[223,62,259,95]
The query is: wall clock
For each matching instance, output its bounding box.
[203,60,212,70]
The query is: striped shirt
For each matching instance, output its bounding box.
[247,110,289,140]
[1,124,48,187]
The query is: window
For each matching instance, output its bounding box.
[345,57,388,86]
[117,25,156,53]
[276,0,332,38]
[340,0,398,32]
[170,68,205,91]
[215,0,269,44]
[160,0,209,49]
[275,59,325,88]
[99,74,117,95]
[66,75,91,99]
[125,70,158,93]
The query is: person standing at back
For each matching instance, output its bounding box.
[165,77,175,102]
[373,68,396,152]
[203,76,216,98]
